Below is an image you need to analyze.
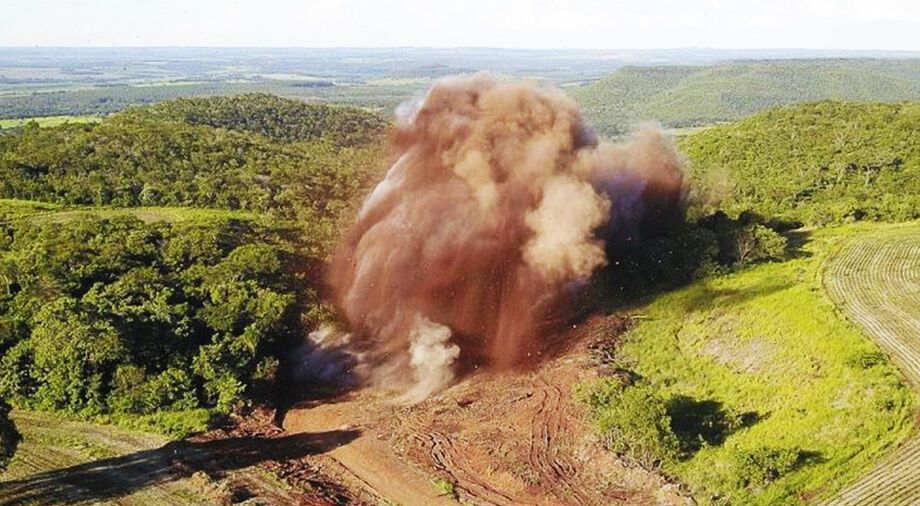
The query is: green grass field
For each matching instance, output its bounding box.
[582,224,917,504]
[0,115,101,129]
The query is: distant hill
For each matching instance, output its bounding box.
[679,101,920,224]
[0,95,385,222]
[135,94,388,147]
[571,60,920,136]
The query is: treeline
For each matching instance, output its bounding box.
[0,84,238,119]
[0,214,316,435]
[592,210,790,303]
[680,101,920,225]
[0,397,17,471]
[0,82,402,121]
[571,60,920,136]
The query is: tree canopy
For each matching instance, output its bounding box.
[0,214,314,425]
[680,101,920,224]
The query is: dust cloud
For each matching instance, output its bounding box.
[328,74,685,401]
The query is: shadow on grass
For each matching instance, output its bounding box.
[0,429,359,506]
[784,228,813,259]
[667,395,761,457]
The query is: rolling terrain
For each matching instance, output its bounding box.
[678,101,920,225]
[279,224,917,505]
[2,91,919,505]
[571,60,920,135]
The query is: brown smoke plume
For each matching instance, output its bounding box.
[329,74,685,400]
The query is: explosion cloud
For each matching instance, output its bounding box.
[329,74,685,400]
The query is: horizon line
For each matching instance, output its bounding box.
[1,46,920,53]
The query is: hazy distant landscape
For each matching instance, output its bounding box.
[3,47,920,124]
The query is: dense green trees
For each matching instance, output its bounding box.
[0,94,385,434]
[0,95,384,226]
[137,94,387,146]
[681,101,920,225]
[0,212,315,429]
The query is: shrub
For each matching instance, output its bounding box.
[432,477,459,499]
[98,408,214,439]
[846,351,888,369]
[578,380,680,468]
[732,447,804,488]
[730,224,787,265]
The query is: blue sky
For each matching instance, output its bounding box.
[3,0,919,49]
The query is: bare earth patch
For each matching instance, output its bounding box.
[284,314,691,506]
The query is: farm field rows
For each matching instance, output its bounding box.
[822,223,920,505]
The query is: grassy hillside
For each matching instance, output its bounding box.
[679,101,920,225]
[580,223,917,504]
[571,60,920,136]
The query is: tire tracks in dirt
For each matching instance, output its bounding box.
[285,321,689,506]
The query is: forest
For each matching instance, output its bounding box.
[572,60,920,135]
[0,95,387,444]
[680,101,920,224]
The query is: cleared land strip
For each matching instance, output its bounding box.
[822,225,920,506]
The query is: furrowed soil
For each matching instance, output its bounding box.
[821,223,920,506]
